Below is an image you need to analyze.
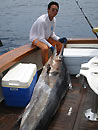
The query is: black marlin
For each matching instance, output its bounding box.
[19,44,71,130]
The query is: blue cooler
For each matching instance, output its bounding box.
[2,63,37,107]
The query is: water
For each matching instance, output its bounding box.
[0,0,98,54]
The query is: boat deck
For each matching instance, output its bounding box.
[48,75,98,130]
[0,75,98,130]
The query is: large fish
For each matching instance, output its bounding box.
[19,45,71,130]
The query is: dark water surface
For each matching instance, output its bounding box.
[0,0,98,54]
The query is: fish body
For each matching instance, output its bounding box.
[19,47,71,130]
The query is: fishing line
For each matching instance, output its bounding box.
[75,0,98,38]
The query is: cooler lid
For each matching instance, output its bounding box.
[2,63,37,88]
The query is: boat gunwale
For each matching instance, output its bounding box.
[67,38,98,44]
[0,38,98,74]
[0,44,37,74]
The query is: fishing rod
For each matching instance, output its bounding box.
[75,0,98,38]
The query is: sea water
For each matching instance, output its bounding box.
[0,0,98,54]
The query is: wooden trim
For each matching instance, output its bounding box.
[67,38,98,44]
[0,44,37,74]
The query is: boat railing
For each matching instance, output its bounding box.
[0,38,98,75]
[66,38,98,48]
[0,44,37,74]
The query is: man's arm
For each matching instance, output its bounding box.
[51,32,60,41]
[39,39,52,48]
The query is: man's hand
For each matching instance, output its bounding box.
[50,46,55,53]
[59,37,67,44]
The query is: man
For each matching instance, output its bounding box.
[30,1,67,65]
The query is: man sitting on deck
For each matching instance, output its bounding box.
[29,1,67,65]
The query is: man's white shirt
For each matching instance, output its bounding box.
[29,14,59,47]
